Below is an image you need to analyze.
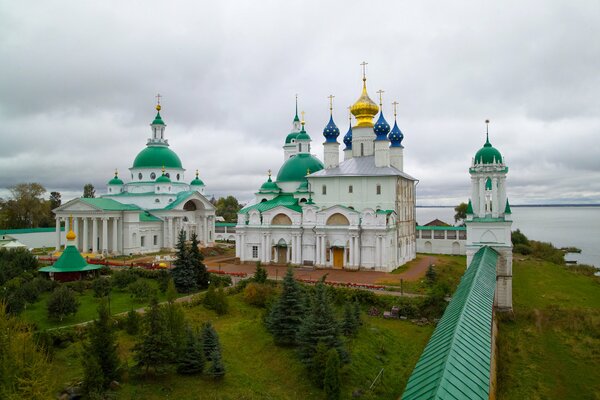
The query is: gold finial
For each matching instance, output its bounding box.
[195,169,199,178]
[485,119,490,142]
[348,106,352,124]
[306,168,311,175]
[376,90,385,108]
[114,168,118,177]
[360,61,368,81]
[155,93,162,111]
[392,101,399,119]
[66,215,76,241]
[328,95,335,115]
[268,169,272,177]
[161,165,166,175]
[301,111,305,126]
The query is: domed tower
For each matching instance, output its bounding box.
[283,96,303,161]
[190,170,206,195]
[107,169,124,194]
[129,102,185,188]
[343,110,353,161]
[350,62,379,158]
[465,120,513,311]
[373,90,391,167]
[388,101,405,171]
[322,95,340,169]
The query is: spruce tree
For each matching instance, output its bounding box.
[266,267,305,345]
[311,342,329,387]
[254,262,268,283]
[298,282,348,368]
[81,353,104,396]
[83,300,120,390]
[341,302,358,336]
[171,230,197,293]
[353,301,362,327]
[177,326,205,375]
[324,349,341,399]
[133,298,175,375]
[200,321,221,361]
[190,233,209,289]
[207,348,225,379]
[164,301,186,359]
[125,309,140,335]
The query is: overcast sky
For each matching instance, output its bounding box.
[1,0,599,206]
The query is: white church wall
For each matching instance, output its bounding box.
[309,176,397,211]
[0,229,67,249]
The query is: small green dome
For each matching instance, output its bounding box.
[152,111,165,125]
[296,180,309,192]
[259,176,280,193]
[108,177,124,185]
[156,174,171,183]
[474,138,503,164]
[276,153,324,182]
[190,177,204,186]
[285,132,298,144]
[296,129,311,141]
[133,145,183,169]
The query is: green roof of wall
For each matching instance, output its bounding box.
[240,194,302,214]
[139,212,162,222]
[80,198,141,211]
[215,222,236,227]
[416,226,466,231]
[402,246,498,400]
[39,245,101,273]
[0,227,65,235]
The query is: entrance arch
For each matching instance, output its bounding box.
[276,238,288,264]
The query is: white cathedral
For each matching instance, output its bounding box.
[53,104,216,255]
[235,74,417,272]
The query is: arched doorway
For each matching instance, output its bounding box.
[424,241,432,253]
[452,241,461,255]
[331,239,345,269]
[276,238,288,264]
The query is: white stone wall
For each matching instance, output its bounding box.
[0,231,67,249]
[309,176,397,211]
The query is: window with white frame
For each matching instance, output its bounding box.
[252,245,259,258]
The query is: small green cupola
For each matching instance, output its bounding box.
[155,166,171,183]
[474,120,503,165]
[504,198,512,214]
[259,170,281,194]
[108,169,124,185]
[466,199,474,214]
[190,169,205,186]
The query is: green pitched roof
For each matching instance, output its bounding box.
[276,153,324,182]
[504,198,512,214]
[402,246,498,400]
[466,199,474,214]
[240,194,302,214]
[152,111,165,125]
[139,211,161,222]
[39,245,101,273]
[416,225,466,231]
[132,145,183,169]
[0,227,64,235]
[80,198,140,211]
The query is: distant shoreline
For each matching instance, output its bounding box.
[416,204,600,208]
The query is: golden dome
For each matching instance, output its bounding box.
[350,79,379,128]
[66,216,76,241]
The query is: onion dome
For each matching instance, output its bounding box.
[276,153,324,182]
[259,171,281,193]
[133,146,182,169]
[343,112,353,149]
[296,113,311,141]
[323,115,340,143]
[108,169,124,185]
[474,122,503,164]
[374,111,390,140]
[389,120,404,147]
[350,78,379,128]
[66,217,76,241]
[156,167,171,183]
[190,170,205,186]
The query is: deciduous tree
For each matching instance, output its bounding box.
[46,286,79,321]
[83,183,96,198]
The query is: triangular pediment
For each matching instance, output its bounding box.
[54,198,101,213]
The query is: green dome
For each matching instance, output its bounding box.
[296,129,311,141]
[190,177,204,186]
[259,176,280,193]
[296,180,309,192]
[133,145,183,169]
[156,174,171,183]
[276,153,324,182]
[152,111,165,125]
[285,132,298,144]
[474,138,503,164]
[108,177,124,185]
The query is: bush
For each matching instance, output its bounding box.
[47,286,80,321]
[112,269,138,289]
[92,277,112,298]
[209,273,232,288]
[243,282,274,307]
[514,243,532,255]
[203,284,228,315]
[125,309,141,335]
[65,279,88,294]
[511,229,530,246]
[128,280,156,302]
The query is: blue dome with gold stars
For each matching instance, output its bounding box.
[323,115,340,143]
[373,112,390,140]
[389,120,404,147]
[343,122,352,150]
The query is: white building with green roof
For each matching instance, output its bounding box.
[235,75,417,272]
[53,103,216,255]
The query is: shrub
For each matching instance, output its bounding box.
[511,229,530,246]
[209,273,232,287]
[112,270,137,289]
[125,309,141,335]
[92,277,112,298]
[65,279,88,294]
[243,282,274,307]
[47,286,79,321]
[514,243,532,255]
[128,280,156,302]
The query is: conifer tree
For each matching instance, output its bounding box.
[207,348,226,379]
[133,298,175,375]
[176,326,205,375]
[171,230,196,293]
[125,309,140,335]
[298,282,348,368]
[190,232,209,289]
[81,353,104,396]
[201,321,221,361]
[311,341,329,387]
[203,283,217,310]
[353,301,362,327]
[341,302,358,336]
[164,300,186,359]
[254,262,268,283]
[266,267,305,345]
[82,300,120,390]
[324,349,341,399]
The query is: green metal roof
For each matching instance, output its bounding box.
[276,153,324,182]
[155,173,171,183]
[215,222,236,227]
[139,211,162,222]
[485,178,492,190]
[190,177,205,186]
[402,246,498,400]
[0,227,65,235]
[258,176,281,193]
[80,198,141,211]
[474,136,503,165]
[285,132,299,144]
[161,191,196,210]
[376,209,395,215]
[416,226,466,231]
[504,199,512,214]
[152,111,165,125]
[39,245,101,273]
[466,199,474,215]
[132,145,183,169]
[240,194,302,214]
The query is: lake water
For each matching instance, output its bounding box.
[416,206,600,268]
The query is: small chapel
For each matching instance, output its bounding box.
[53,101,216,255]
[235,69,417,271]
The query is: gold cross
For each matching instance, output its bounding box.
[328,95,335,113]
[377,90,385,107]
[360,61,368,80]
[155,93,162,105]
[348,106,352,123]
[392,101,399,118]
[301,111,305,125]
[268,169,271,177]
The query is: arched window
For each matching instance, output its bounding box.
[348,185,353,193]
[150,172,156,180]
[322,185,327,195]
[299,198,307,203]
[326,213,349,226]
[138,173,143,180]
[376,184,381,195]
[261,198,268,203]
[155,198,160,203]
[165,172,170,178]
[177,173,180,181]
[299,143,302,152]
[272,213,292,225]
[361,143,364,156]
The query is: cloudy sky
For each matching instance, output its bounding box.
[1,0,598,206]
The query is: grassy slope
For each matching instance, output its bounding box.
[21,279,178,330]
[497,256,600,400]
[50,295,433,399]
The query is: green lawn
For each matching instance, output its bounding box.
[21,279,185,330]
[497,256,600,400]
[49,294,433,399]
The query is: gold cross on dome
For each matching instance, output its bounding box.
[268,169,271,177]
[328,95,335,113]
[377,89,385,107]
[155,93,162,105]
[301,111,305,125]
[392,101,399,118]
[360,61,368,80]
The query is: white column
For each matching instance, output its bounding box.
[82,217,88,253]
[240,233,245,261]
[266,233,271,263]
[92,218,98,253]
[55,217,61,251]
[112,218,118,254]
[479,177,485,216]
[163,218,168,248]
[321,236,327,266]
[317,235,322,265]
[101,218,108,253]
[297,235,302,264]
[204,217,209,245]
[375,236,381,267]
[349,236,354,266]
[492,177,499,218]
[168,217,174,248]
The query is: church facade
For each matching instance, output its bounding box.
[235,75,417,272]
[53,104,216,255]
